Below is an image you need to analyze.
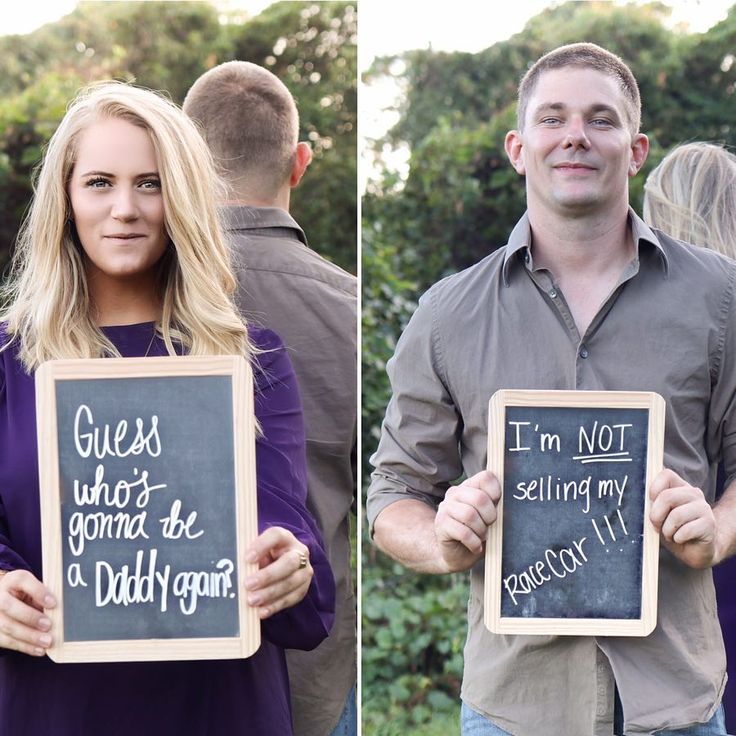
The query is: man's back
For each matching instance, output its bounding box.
[225,204,357,736]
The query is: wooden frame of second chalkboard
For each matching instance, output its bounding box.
[36,355,259,662]
[485,389,665,637]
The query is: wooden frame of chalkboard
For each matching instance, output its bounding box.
[36,356,259,663]
[485,389,665,637]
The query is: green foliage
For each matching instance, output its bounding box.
[362,198,471,732]
[362,553,468,732]
[363,707,459,736]
[0,1,356,274]
[0,2,225,101]
[0,70,85,262]
[361,215,416,470]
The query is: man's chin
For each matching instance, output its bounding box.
[553,193,606,217]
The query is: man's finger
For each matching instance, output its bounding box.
[436,515,485,555]
[650,486,703,529]
[649,468,687,500]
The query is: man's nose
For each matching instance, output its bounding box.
[562,116,590,149]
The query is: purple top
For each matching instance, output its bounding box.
[0,322,335,735]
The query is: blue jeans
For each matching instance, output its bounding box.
[461,704,512,735]
[329,685,356,736]
[461,702,728,736]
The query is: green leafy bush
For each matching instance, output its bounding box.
[362,553,468,732]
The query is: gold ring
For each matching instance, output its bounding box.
[298,551,308,569]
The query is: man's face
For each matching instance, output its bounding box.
[505,67,648,219]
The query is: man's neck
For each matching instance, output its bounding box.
[527,205,636,336]
[226,188,291,212]
[528,205,634,278]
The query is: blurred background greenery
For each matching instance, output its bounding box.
[0,0,357,274]
[361,2,736,733]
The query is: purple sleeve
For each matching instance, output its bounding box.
[0,495,32,574]
[0,337,36,575]
[251,327,335,650]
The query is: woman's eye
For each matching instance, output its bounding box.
[139,179,162,190]
[85,177,110,188]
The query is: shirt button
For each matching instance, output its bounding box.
[524,252,530,263]
[549,288,557,298]
[580,346,589,359]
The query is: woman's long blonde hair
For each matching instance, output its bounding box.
[643,141,736,258]
[3,81,252,370]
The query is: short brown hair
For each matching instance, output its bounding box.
[183,61,298,199]
[517,43,641,137]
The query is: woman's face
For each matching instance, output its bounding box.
[68,117,169,286]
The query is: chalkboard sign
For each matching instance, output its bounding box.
[485,389,664,636]
[36,356,259,663]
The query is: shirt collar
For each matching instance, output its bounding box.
[501,207,669,286]
[220,204,308,246]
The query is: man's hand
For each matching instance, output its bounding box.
[649,469,719,568]
[0,570,56,656]
[434,470,501,572]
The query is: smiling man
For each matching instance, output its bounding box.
[367,43,736,736]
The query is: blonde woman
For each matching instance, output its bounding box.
[644,141,736,258]
[644,140,736,734]
[0,82,334,735]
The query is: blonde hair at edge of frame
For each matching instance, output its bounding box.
[2,81,253,371]
[643,141,736,259]
[182,60,299,202]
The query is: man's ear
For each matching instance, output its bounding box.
[289,142,313,188]
[505,130,526,175]
[629,133,649,177]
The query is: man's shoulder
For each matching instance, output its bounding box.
[230,225,356,298]
[652,227,736,287]
[423,247,508,311]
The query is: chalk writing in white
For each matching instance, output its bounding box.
[502,537,589,606]
[73,464,166,509]
[575,422,633,463]
[160,499,204,540]
[74,404,161,459]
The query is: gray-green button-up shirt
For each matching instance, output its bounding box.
[367,210,736,736]
[224,205,357,736]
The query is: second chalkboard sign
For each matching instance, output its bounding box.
[485,389,665,637]
[36,356,259,663]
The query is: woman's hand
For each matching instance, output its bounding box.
[244,527,313,619]
[0,570,56,656]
